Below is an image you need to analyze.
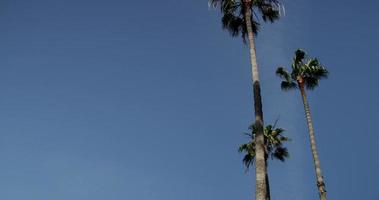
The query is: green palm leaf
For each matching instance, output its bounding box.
[239,123,290,169]
[276,49,328,91]
[210,0,282,41]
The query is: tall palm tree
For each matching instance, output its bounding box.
[209,1,282,199]
[239,123,290,200]
[276,49,328,200]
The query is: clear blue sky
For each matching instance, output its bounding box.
[0,0,378,199]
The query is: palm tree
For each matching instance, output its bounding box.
[239,123,290,200]
[276,49,328,200]
[209,1,282,199]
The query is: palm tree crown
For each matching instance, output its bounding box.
[210,0,282,40]
[276,49,328,90]
[239,124,289,168]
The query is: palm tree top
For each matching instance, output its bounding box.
[276,49,328,90]
[210,0,282,40]
[239,123,290,169]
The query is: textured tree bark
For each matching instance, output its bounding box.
[244,2,268,200]
[299,84,327,200]
[265,159,271,200]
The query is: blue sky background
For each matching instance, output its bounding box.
[0,0,378,199]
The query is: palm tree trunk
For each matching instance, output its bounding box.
[265,158,271,200]
[243,2,268,200]
[299,84,327,200]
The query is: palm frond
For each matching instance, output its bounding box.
[272,147,289,162]
[278,135,290,142]
[221,13,245,37]
[304,77,319,90]
[294,49,306,65]
[239,122,290,169]
[239,141,256,169]
[307,58,319,67]
[313,67,328,79]
[239,143,251,152]
[280,81,297,90]
[242,153,255,168]
[276,67,297,90]
[210,0,282,41]
[272,128,284,136]
[209,0,236,10]
[305,59,328,79]
[276,67,291,81]
[209,0,220,8]
[248,122,258,134]
[256,1,280,22]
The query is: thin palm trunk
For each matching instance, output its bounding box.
[244,2,268,200]
[299,84,327,200]
[265,158,271,200]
